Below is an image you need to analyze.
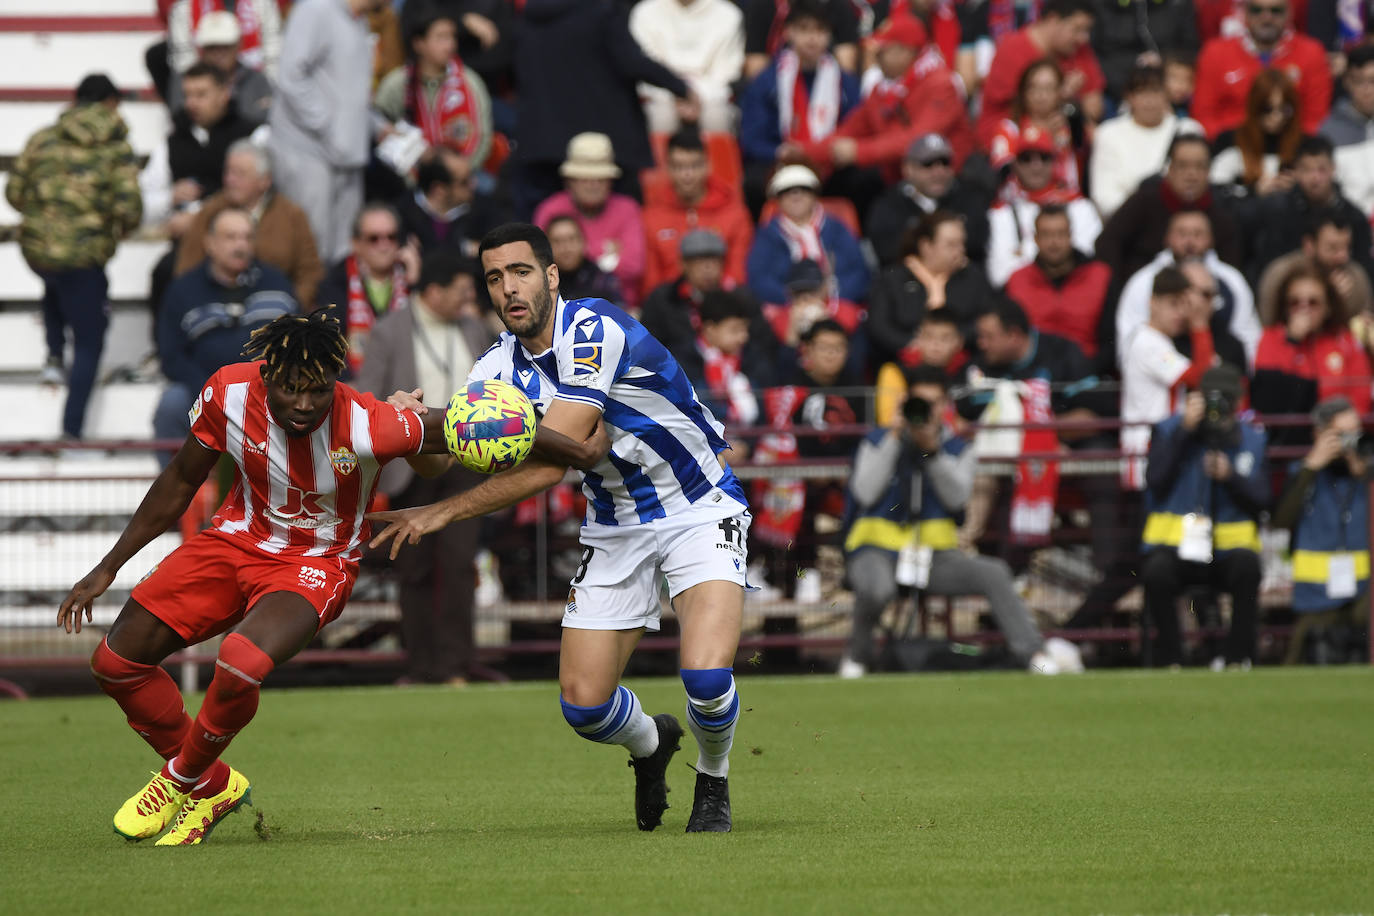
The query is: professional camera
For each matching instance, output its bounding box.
[1340,430,1374,461]
[902,395,933,426]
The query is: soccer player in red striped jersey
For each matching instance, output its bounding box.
[58,312,605,845]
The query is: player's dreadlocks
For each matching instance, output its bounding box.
[243,312,349,386]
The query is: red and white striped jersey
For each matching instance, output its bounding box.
[189,362,424,560]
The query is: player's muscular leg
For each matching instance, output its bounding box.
[105,599,188,664]
[233,592,322,665]
[673,579,743,669]
[559,627,643,706]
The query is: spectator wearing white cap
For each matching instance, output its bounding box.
[167,10,275,126]
[167,1,283,83]
[532,133,647,310]
[746,164,869,308]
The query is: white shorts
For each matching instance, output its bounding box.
[562,503,751,632]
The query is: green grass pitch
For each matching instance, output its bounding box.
[2,668,1371,915]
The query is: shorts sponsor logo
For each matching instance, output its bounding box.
[714,517,746,555]
[298,566,329,590]
[330,446,358,475]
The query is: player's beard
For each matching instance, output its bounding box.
[501,279,554,339]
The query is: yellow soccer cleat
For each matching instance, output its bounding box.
[113,771,190,841]
[154,766,252,846]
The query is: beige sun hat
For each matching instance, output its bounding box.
[559,132,622,180]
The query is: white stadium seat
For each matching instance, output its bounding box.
[0,381,162,441]
[0,32,157,93]
[0,304,154,374]
[0,99,168,159]
[0,238,169,301]
[0,530,180,590]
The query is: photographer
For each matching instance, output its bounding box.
[1273,397,1372,664]
[837,367,1082,678]
[1140,366,1270,669]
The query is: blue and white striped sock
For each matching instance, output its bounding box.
[681,667,738,777]
[560,685,660,758]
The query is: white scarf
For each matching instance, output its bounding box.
[777,207,829,274]
[776,49,842,143]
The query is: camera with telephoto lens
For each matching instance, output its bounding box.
[902,395,933,427]
[1199,388,1237,449]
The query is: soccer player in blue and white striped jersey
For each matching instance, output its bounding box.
[369,223,746,833]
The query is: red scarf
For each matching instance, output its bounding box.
[1009,378,1058,545]
[190,0,264,71]
[406,59,481,157]
[698,337,759,425]
[344,255,408,373]
[752,386,807,546]
[997,175,1082,208]
[776,48,842,144]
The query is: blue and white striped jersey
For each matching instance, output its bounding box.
[468,296,749,528]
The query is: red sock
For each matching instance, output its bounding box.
[169,633,274,792]
[90,638,191,760]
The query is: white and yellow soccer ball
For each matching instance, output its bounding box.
[442,379,537,474]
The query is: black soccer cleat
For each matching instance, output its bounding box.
[627,713,683,831]
[685,771,731,833]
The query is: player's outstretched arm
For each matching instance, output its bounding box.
[387,387,456,477]
[367,457,568,560]
[532,419,611,471]
[57,435,219,633]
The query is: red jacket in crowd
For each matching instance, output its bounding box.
[975,27,1105,147]
[1003,256,1112,361]
[1192,30,1332,138]
[802,45,973,184]
[1253,325,1373,414]
[641,175,754,295]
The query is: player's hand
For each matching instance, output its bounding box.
[1182,391,1205,431]
[584,419,611,464]
[58,565,116,634]
[367,504,452,560]
[389,387,428,415]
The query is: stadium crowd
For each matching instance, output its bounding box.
[9,0,1374,676]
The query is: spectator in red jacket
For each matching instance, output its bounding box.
[975,0,1104,147]
[642,127,754,297]
[1191,0,1331,139]
[1253,263,1373,445]
[799,15,973,189]
[1003,204,1112,363]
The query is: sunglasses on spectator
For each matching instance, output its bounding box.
[1287,295,1324,308]
[916,157,952,168]
[1016,151,1054,164]
[1247,3,1286,15]
[363,232,399,244]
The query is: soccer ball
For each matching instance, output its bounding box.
[443,379,537,474]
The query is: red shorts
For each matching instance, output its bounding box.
[131,530,357,643]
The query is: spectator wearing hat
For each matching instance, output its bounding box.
[642,127,754,296]
[798,15,973,202]
[987,58,1083,194]
[167,0,283,85]
[1003,204,1112,365]
[1089,66,1204,220]
[763,258,867,375]
[975,0,1104,147]
[547,215,624,306]
[641,229,782,386]
[173,138,323,308]
[737,0,861,217]
[268,0,377,264]
[630,0,745,134]
[864,133,990,268]
[167,10,275,125]
[532,133,647,311]
[747,165,870,309]
[6,74,142,439]
[985,125,1101,288]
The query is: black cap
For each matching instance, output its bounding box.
[74,73,123,104]
[785,258,825,293]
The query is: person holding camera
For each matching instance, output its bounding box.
[1273,396,1372,664]
[837,366,1083,678]
[1140,365,1270,669]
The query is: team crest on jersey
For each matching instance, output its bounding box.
[330,446,358,475]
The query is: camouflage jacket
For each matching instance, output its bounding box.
[5,103,143,271]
